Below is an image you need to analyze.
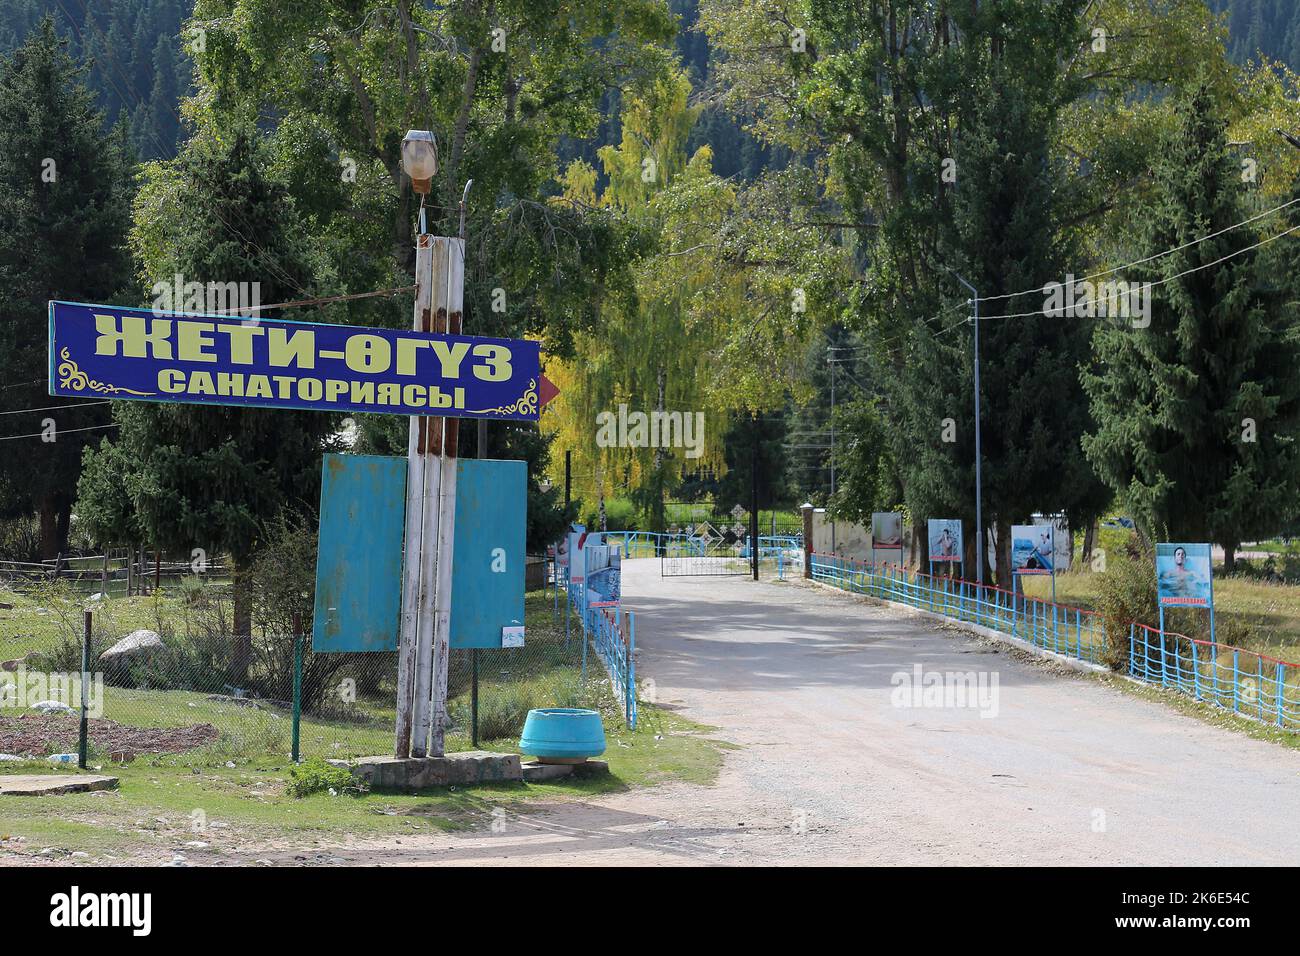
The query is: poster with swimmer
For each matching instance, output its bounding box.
[1156,543,1212,607]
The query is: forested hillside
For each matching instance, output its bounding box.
[0,0,191,159]
[3,1,1292,167]
[1210,0,1300,67]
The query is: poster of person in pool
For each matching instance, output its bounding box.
[586,544,622,608]
[1156,543,1212,607]
[1010,524,1054,574]
[872,512,903,548]
[927,519,962,562]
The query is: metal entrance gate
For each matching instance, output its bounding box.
[660,552,753,576]
[660,530,752,576]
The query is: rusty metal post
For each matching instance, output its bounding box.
[426,237,464,757]
[394,229,435,757]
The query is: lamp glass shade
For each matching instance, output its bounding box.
[401,130,438,180]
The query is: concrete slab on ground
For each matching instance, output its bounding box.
[0,774,118,796]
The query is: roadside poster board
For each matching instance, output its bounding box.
[1156,543,1213,607]
[872,511,904,567]
[927,519,962,562]
[567,526,591,605]
[1011,524,1054,575]
[556,523,584,575]
[872,512,903,548]
[1034,515,1071,572]
[586,544,622,609]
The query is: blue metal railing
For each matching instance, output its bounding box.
[809,551,1300,730]
[1129,622,1298,729]
[555,565,637,729]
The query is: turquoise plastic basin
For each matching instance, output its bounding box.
[519,708,606,761]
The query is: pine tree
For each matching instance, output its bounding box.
[0,16,134,557]
[77,128,329,677]
[947,75,1102,584]
[1083,80,1300,568]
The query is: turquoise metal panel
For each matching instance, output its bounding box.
[451,458,527,648]
[313,454,407,652]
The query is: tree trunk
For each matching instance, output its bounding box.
[652,367,666,534]
[1223,543,1236,575]
[995,517,1013,591]
[231,558,253,686]
[1081,517,1097,567]
[55,501,71,555]
[38,496,59,561]
[963,522,977,582]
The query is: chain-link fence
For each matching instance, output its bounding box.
[0,587,619,765]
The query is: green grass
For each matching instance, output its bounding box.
[0,584,181,661]
[0,589,597,761]
[0,582,733,858]
[0,701,727,860]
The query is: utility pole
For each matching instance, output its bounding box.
[947,270,984,586]
[394,212,434,758]
[828,350,836,553]
[394,130,467,759]
[751,415,759,581]
[423,235,464,757]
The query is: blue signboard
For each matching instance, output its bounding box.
[48,300,542,421]
[313,454,408,652]
[450,458,527,648]
[312,455,526,652]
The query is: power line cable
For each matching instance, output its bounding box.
[0,423,119,442]
[973,195,1300,305]
[0,400,111,416]
[979,222,1300,321]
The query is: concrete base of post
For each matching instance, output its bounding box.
[330,751,522,791]
[520,759,610,783]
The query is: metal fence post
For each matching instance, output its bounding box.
[291,611,302,762]
[79,609,91,770]
[1275,662,1285,727]
[1232,650,1240,712]
[471,648,479,748]
[627,611,636,728]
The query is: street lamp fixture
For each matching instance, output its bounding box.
[401,130,438,194]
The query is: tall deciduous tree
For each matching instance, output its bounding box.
[0,17,134,558]
[1083,81,1300,569]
